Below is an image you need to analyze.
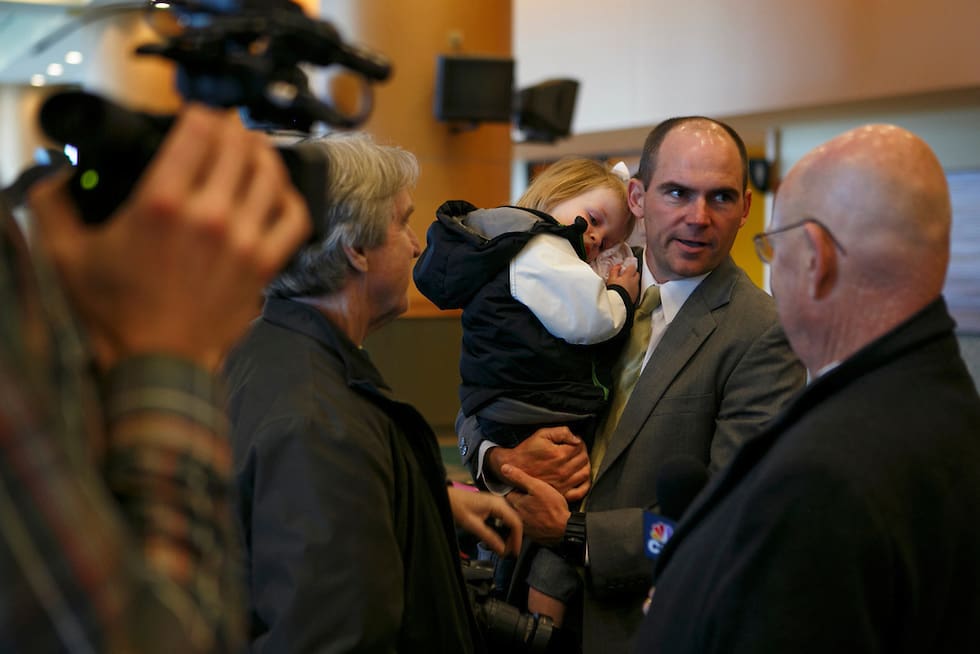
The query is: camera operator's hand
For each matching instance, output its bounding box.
[485,427,590,502]
[29,105,310,370]
[500,464,571,547]
[448,486,523,557]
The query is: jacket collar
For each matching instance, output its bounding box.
[260,296,393,399]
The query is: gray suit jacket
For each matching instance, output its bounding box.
[580,257,804,653]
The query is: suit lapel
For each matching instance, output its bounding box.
[594,259,738,483]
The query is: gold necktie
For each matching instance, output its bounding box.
[589,285,661,480]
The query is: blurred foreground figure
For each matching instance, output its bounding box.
[0,107,310,652]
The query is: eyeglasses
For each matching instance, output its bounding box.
[753,218,847,264]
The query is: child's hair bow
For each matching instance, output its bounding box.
[611,160,631,182]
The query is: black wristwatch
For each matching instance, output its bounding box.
[560,511,587,565]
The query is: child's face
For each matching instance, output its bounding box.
[549,187,630,263]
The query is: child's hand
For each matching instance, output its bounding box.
[607,262,640,303]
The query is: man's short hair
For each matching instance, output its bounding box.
[267,133,419,298]
[635,116,748,191]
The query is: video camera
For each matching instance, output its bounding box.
[461,558,583,654]
[32,0,391,233]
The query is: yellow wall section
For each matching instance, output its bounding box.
[734,147,767,290]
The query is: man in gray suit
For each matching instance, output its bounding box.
[492,117,806,653]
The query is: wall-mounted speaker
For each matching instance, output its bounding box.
[514,78,579,143]
[749,158,773,193]
[434,55,514,125]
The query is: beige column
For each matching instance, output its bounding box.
[315,1,512,432]
[81,11,181,114]
[0,85,49,189]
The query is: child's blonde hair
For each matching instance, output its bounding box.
[517,157,635,239]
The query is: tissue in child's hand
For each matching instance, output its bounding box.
[591,242,637,281]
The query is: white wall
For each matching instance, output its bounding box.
[775,107,980,346]
[778,106,980,174]
[515,0,980,135]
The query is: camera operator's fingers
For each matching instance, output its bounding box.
[447,488,506,556]
[474,492,523,557]
[174,112,261,241]
[202,112,261,203]
[473,520,507,558]
[490,498,523,557]
[160,114,310,285]
[235,136,311,278]
[252,185,310,281]
[135,104,228,202]
[236,131,286,221]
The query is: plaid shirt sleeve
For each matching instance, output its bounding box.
[0,209,244,652]
[102,356,246,653]
[0,354,245,653]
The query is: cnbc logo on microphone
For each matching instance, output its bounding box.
[643,511,676,560]
[647,521,673,555]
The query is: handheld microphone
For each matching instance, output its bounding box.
[643,456,709,560]
[656,455,710,521]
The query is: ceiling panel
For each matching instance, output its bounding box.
[0,0,130,85]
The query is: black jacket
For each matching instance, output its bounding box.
[225,298,483,654]
[414,200,632,418]
[636,297,980,653]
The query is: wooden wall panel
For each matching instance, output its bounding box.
[328,0,513,316]
[327,1,513,430]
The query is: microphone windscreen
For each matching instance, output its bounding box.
[656,456,709,521]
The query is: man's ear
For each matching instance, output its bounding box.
[739,189,753,228]
[627,178,645,218]
[344,244,369,273]
[803,221,837,300]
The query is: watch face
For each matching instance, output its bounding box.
[561,513,588,564]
